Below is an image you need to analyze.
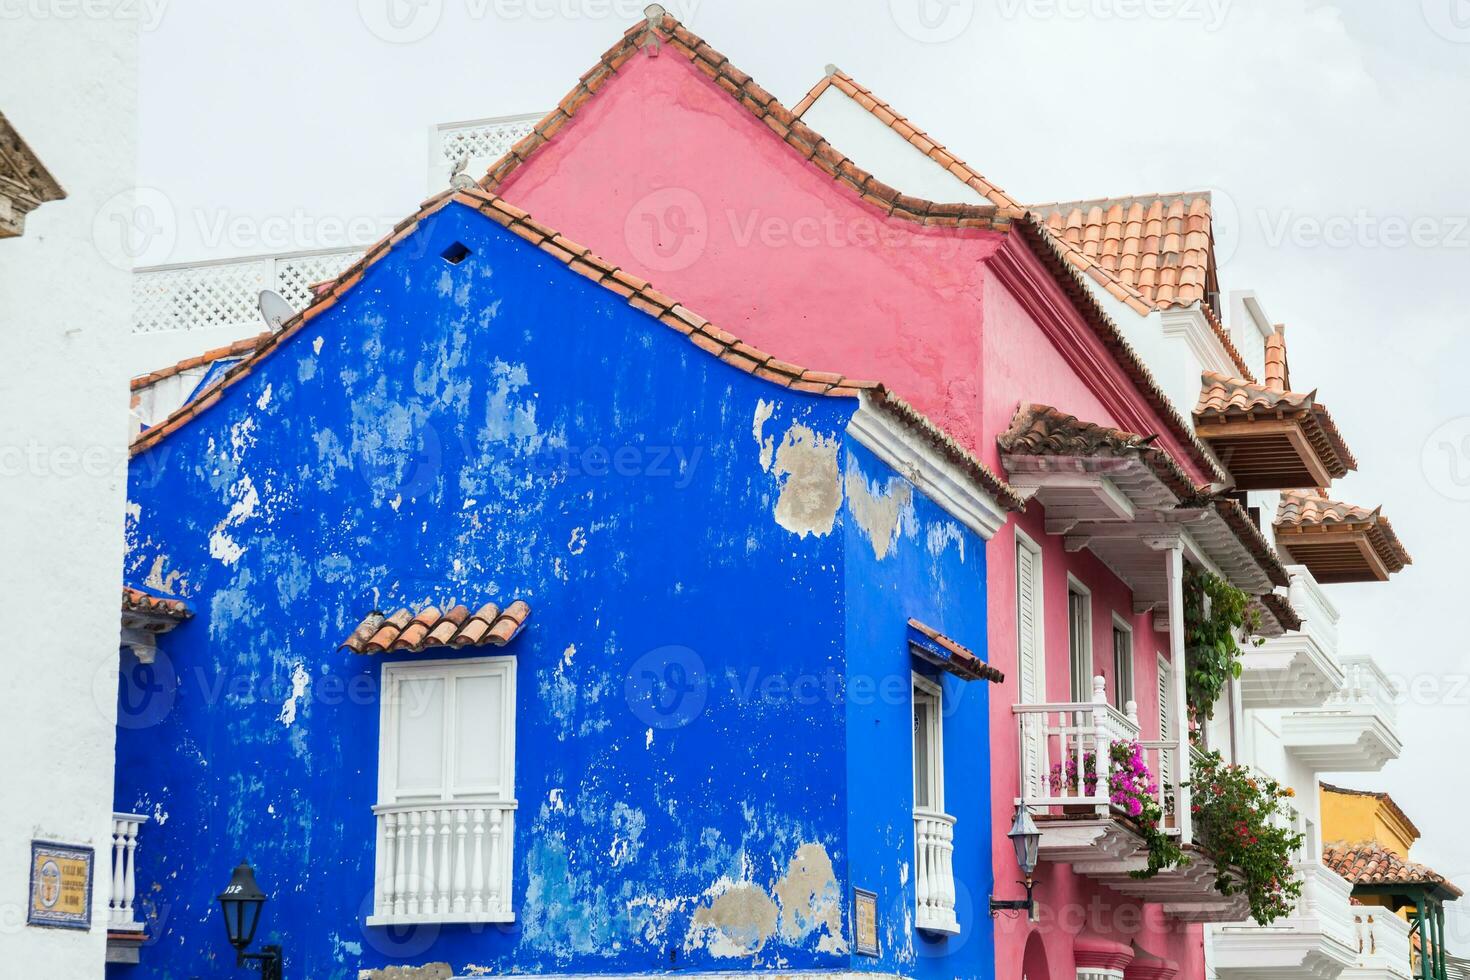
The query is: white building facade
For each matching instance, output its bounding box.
[0,10,141,979]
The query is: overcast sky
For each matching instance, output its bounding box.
[139,0,1470,939]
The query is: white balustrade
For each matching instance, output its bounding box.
[368,801,516,924]
[1355,905,1414,978]
[109,812,148,931]
[1014,676,1141,810]
[132,249,361,335]
[1327,656,1400,724]
[429,114,542,190]
[913,808,959,934]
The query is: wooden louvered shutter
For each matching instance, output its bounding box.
[1017,539,1042,796]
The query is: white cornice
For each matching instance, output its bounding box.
[1159,304,1238,378]
[847,395,1009,541]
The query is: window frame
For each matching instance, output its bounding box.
[1110,613,1135,714]
[1066,575,1093,703]
[911,672,945,815]
[377,655,518,807]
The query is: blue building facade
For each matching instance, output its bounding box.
[114,196,1001,980]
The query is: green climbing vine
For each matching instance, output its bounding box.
[1183,565,1263,725]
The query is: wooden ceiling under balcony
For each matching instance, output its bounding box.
[1194,372,1355,491]
[1274,491,1412,584]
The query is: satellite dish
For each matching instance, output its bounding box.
[257,289,294,332]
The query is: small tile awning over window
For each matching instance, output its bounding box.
[122,586,191,621]
[341,600,530,654]
[1193,326,1356,490]
[1274,491,1411,584]
[907,619,1003,683]
[1324,842,1463,901]
[1249,591,1302,638]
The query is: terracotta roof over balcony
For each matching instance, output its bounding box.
[1194,325,1355,490]
[1250,591,1302,638]
[131,333,270,392]
[998,404,1289,597]
[997,403,1197,501]
[1275,491,1411,584]
[1324,842,1462,899]
[341,600,531,654]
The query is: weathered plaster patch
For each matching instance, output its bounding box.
[925,520,965,562]
[768,423,841,538]
[143,554,186,595]
[256,383,272,410]
[312,335,324,354]
[752,398,776,471]
[278,663,310,727]
[843,464,913,561]
[687,880,781,958]
[209,473,259,567]
[568,526,587,555]
[773,843,846,953]
[606,802,646,868]
[357,964,452,980]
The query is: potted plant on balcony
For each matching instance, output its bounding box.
[1050,740,1187,876]
[1190,750,1304,925]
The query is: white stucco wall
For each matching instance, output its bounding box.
[0,12,139,977]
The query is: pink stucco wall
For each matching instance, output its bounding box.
[496,43,1207,980]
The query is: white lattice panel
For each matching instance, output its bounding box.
[133,249,362,334]
[133,260,269,334]
[276,252,360,310]
[439,117,538,166]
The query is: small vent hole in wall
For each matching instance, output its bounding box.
[441,241,471,265]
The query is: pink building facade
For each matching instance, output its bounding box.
[472,14,1289,979]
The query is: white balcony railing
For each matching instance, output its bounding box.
[132,248,361,335]
[108,812,147,931]
[367,801,516,925]
[1327,656,1400,725]
[1014,676,1183,826]
[914,808,958,934]
[1355,905,1414,978]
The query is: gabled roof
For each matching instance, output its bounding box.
[1324,842,1462,900]
[342,600,531,654]
[785,69,1253,379]
[0,111,65,237]
[791,68,1021,210]
[127,185,1025,514]
[471,13,1226,484]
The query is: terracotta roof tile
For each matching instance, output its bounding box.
[792,68,1021,209]
[907,618,1004,683]
[1032,192,1218,311]
[342,599,531,654]
[474,14,1224,485]
[997,402,1198,502]
[1323,842,1462,898]
[1195,370,1356,479]
[1276,490,1412,574]
[1251,591,1302,637]
[125,186,1024,515]
[130,332,272,393]
[998,404,1289,588]
[121,586,191,620]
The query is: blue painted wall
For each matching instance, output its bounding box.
[114,201,994,979]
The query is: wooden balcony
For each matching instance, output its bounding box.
[1275,493,1411,585]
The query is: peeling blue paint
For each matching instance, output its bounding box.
[114,202,994,980]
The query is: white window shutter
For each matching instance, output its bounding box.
[1157,656,1173,787]
[1016,540,1042,793]
[393,675,447,800]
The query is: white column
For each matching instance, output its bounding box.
[1163,541,1192,843]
